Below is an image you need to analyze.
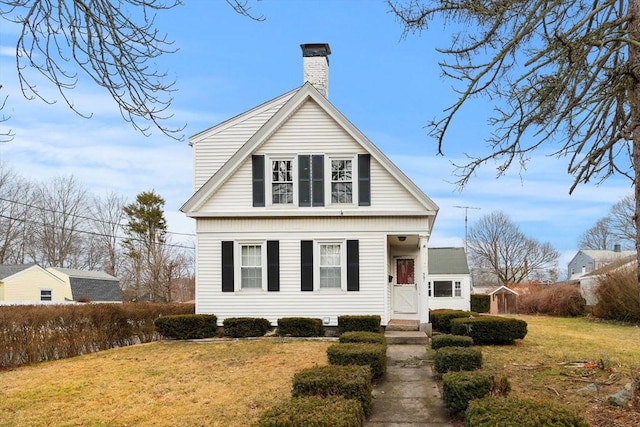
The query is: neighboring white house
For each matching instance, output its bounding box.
[567,246,635,280]
[426,247,471,311]
[576,255,636,305]
[0,263,69,304]
[181,43,440,330]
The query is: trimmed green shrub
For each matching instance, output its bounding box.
[337,315,381,334]
[465,396,589,427]
[292,365,373,416]
[430,309,476,333]
[442,370,494,414]
[154,314,218,340]
[431,334,474,350]
[433,346,483,374]
[222,317,271,338]
[257,396,364,427]
[450,316,527,345]
[277,317,324,337]
[339,331,387,346]
[327,343,387,379]
[471,294,490,313]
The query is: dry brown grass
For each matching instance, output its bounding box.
[475,315,640,427]
[0,339,331,427]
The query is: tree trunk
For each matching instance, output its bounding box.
[631,0,640,294]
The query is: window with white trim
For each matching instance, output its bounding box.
[319,242,343,289]
[330,159,353,204]
[40,289,52,301]
[434,280,453,297]
[271,159,294,204]
[454,281,462,297]
[240,244,264,289]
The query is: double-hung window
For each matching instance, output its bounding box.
[319,243,343,289]
[240,244,263,290]
[330,159,353,204]
[454,281,462,297]
[271,159,293,204]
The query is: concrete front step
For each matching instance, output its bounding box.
[385,330,429,345]
[386,319,420,331]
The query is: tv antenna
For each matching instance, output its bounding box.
[454,205,481,253]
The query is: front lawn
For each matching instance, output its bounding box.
[475,315,640,427]
[0,339,331,426]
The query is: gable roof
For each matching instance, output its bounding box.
[428,247,470,275]
[0,263,36,280]
[569,249,636,265]
[69,277,122,302]
[583,254,637,277]
[181,82,439,215]
[489,285,519,296]
[47,267,119,281]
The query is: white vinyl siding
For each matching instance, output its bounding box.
[194,223,388,325]
[192,93,295,191]
[195,100,427,213]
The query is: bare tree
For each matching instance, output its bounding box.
[610,194,636,247]
[0,163,33,263]
[90,192,127,276]
[389,0,640,288]
[0,0,184,139]
[468,211,559,286]
[28,175,89,267]
[579,217,615,250]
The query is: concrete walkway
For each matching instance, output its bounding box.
[366,344,452,427]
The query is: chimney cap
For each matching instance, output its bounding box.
[301,43,331,57]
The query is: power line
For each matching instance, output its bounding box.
[0,196,196,240]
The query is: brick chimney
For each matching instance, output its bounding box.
[301,43,331,98]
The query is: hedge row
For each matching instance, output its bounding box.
[277,317,324,337]
[257,396,364,427]
[431,334,474,350]
[154,314,218,339]
[0,303,194,369]
[433,346,483,374]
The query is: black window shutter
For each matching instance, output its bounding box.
[252,155,265,207]
[312,155,324,207]
[222,241,234,292]
[346,240,359,291]
[358,154,371,206]
[267,240,280,292]
[298,155,311,207]
[301,240,314,291]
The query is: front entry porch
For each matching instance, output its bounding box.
[387,234,430,330]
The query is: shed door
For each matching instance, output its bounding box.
[393,258,417,314]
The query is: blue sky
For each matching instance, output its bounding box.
[0,1,633,274]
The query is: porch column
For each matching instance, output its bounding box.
[418,235,430,328]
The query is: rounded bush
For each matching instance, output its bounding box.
[222,317,271,338]
[433,346,483,374]
[277,317,324,337]
[154,314,218,340]
[337,315,381,334]
[431,334,474,350]
[339,331,387,346]
[327,343,387,379]
[257,396,364,427]
[292,365,373,416]
[442,370,494,414]
[430,309,477,333]
[450,316,527,345]
[465,396,589,427]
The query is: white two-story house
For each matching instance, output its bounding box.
[181,44,440,330]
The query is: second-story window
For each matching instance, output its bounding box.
[331,159,352,203]
[272,160,293,204]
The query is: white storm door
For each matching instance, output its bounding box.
[393,258,417,314]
